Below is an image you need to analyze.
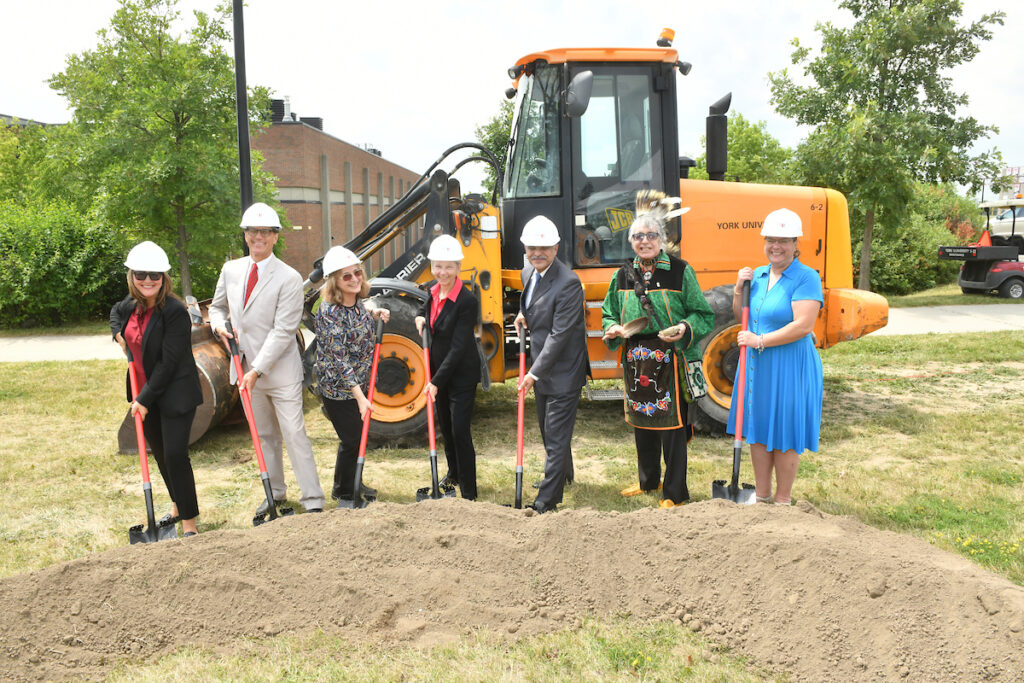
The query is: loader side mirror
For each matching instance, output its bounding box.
[564,70,593,118]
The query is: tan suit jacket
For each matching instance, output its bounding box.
[208,254,304,388]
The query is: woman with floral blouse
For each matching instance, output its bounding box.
[314,247,389,502]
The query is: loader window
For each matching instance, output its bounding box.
[571,68,664,266]
[505,66,562,199]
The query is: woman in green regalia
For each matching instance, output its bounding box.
[602,191,714,508]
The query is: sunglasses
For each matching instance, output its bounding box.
[630,232,660,242]
[132,271,164,282]
[339,269,364,282]
[243,228,277,237]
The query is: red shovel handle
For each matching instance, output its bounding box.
[224,322,270,476]
[733,280,751,441]
[421,326,436,451]
[125,350,151,484]
[515,334,526,468]
[357,316,385,459]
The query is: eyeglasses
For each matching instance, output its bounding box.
[339,270,364,282]
[132,271,163,282]
[243,228,277,237]
[764,237,796,245]
[630,232,660,242]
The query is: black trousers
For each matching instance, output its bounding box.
[322,396,362,499]
[634,423,692,503]
[435,383,478,499]
[533,389,579,509]
[142,405,199,519]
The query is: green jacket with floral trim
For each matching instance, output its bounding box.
[600,250,714,364]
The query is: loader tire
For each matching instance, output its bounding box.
[366,295,429,447]
[692,285,741,434]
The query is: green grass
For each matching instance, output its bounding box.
[0,318,111,336]
[108,617,772,682]
[2,331,1023,677]
[886,282,1024,307]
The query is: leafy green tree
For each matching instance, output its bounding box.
[474,99,513,197]
[47,0,279,298]
[689,112,795,185]
[770,0,1004,290]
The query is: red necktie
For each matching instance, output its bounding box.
[244,262,258,305]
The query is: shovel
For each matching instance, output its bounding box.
[712,280,757,505]
[416,326,457,502]
[513,334,527,509]
[224,321,295,526]
[125,349,178,544]
[339,316,385,509]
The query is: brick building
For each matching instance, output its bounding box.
[252,100,424,277]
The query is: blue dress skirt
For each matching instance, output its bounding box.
[726,259,823,454]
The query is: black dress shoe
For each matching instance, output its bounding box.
[158,513,181,526]
[183,531,197,537]
[306,507,323,513]
[439,475,458,488]
[360,483,378,499]
[255,498,286,516]
[527,502,556,514]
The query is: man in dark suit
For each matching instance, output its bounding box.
[514,215,589,513]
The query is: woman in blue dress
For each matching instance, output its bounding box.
[726,208,823,505]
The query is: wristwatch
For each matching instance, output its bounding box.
[255,369,263,378]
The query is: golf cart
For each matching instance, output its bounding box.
[939,196,1024,299]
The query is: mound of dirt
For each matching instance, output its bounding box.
[1,499,1022,681]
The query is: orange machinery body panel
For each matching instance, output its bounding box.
[498,179,887,382]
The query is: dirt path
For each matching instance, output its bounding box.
[1,499,1022,681]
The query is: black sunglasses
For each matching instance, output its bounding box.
[132,271,164,282]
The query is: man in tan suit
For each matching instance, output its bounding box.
[209,202,325,514]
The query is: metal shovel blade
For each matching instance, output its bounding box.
[415,483,458,502]
[252,505,295,527]
[128,519,179,544]
[711,479,758,505]
[337,495,369,510]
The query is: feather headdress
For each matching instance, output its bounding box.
[634,189,689,227]
[633,190,690,255]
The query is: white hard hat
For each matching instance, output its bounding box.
[520,215,560,246]
[124,241,171,272]
[426,234,464,262]
[761,208,802,238]
[240,202,282,230]
[322,246,361,277]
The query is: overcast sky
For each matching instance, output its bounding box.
[4,0,1021,196]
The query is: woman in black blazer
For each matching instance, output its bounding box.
[110,241,203,536]
[415,236,481,499]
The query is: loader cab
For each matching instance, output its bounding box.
[501,49,682,269]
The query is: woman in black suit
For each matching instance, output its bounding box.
[415,235,481,499]
[110,241,203,536]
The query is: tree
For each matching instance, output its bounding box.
[689,112,796,185]
[769,0,1004,290]
[48,0,279,297]
[474,99,513,197]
